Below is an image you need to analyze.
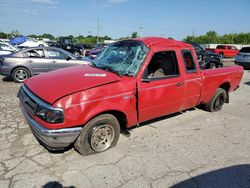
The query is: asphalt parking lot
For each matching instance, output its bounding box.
[0,64,250,188]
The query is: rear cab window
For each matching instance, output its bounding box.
[181,50,197,73]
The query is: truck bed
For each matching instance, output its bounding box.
[199,65,243,104]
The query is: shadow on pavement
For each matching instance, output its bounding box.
[171,164,250,188]
[43,181,75,188]
[244,81,250,86]
[2,76,13,82]
[132,107,197,130]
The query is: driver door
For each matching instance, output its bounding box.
[137,50,185,122]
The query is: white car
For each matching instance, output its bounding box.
[0,42,19,56]
[17,37,48,48]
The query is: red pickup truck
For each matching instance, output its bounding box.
[206,45,239,57]
[18,37,243,155]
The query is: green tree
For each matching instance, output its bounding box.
[131,32,138,38]
[184,31,250,44]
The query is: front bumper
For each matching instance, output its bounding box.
[0,65,11,77]
[21,105,82,150]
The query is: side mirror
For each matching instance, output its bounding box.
[141,78,151,82]
[66,56,71,61]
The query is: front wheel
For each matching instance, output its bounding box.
[74,114,120,155]
[12,67,30,83]
[204,88,227,112]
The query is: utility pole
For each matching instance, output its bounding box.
[97,18,100,43]
[139,23,143,38]
[192,28,195,41]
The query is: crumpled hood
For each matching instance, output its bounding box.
[24,65,121,104]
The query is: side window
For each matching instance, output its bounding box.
[144,51,179,79]
[47,49,68,59]
[181,50,196,73]
[231,46,237,50]
[25,49,45,58]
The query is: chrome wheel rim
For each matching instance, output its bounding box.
[90,124,114,152]
[15,70,28,82]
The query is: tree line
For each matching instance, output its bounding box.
[0,30,112,45]
[184,31,250,44]
[1,30,250,45]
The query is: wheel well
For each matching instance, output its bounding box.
[11,66,31,76]
[219,82,230,103]
[98,110,127,132]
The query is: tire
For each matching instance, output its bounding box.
[74,114,120,155]
[73,51,80,57]
[12,67,31,83]
[204,88,226,112]
[209,63,216,69]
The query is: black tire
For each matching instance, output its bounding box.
[209,63,216,69]
[73,51,80,57]
[12,67,31,83]
[74,114,120,155]
[204,88,227,112]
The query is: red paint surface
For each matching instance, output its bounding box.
[24,37,243,130]
[206,45,239,57]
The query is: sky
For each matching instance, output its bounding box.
[0,0,250,40]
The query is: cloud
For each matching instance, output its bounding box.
[92,0,128,7]
[108,0,128,3]
[31,0,58,5]
[20,9,39,15]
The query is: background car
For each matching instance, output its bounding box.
[12,37,48,48]
[89,43,108,59]
[0,47,90,83]
[22,37,48,47]
[0,42,19,56]
[187,42,223,69]
[235,47,250,69]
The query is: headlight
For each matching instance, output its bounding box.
[36,105,64,124]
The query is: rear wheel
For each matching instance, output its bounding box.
[204,88,226,112]
[209,62,216,69]
[73,51,80,57]
[12,67,30,83]
[74,114,120,155]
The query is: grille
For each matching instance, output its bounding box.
[18,86,38,115]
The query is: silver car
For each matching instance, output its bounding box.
[0,42,19,56]
[0,47,90,83]
[235,47,250,69]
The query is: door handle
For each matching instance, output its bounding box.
[177,82,184,87]
[50,60,56,63]
[27,60,33,63]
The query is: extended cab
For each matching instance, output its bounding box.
[18,37,243,155]
[206,45,239,57]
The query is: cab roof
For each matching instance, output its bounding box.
[135,37,192,49]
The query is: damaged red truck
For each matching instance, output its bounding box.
[18,37,243,155]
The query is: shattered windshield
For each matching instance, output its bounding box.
[92,40,149,76]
